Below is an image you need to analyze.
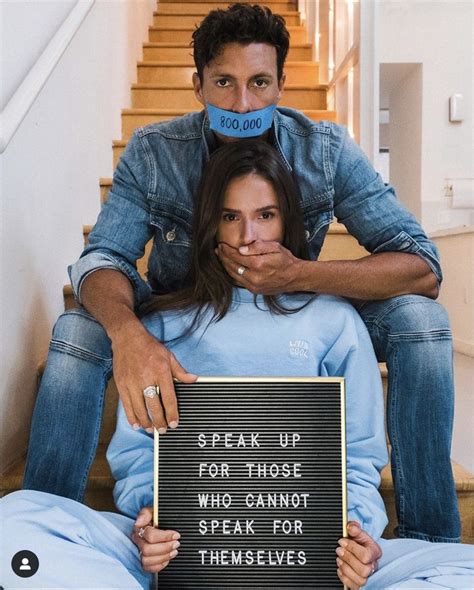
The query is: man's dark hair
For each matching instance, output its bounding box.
[192,3,290,81]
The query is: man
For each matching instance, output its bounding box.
[24,3,460,547]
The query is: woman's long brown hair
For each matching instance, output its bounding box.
[140,139,312,334]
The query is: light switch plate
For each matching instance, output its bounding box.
[449,94,464,122]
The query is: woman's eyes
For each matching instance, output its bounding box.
[222,212,275,222]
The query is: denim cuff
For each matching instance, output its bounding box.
[372,230,443,284]
[68,252,151,308]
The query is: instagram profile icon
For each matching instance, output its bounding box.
[11,550,39,578]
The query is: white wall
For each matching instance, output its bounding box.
[0,0,155,474]
[433,230,474,472]
[371,0,473,232]
[387,64,423,220]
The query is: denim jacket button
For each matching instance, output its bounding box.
[305,230,311,241]
[401,240,411,249]
[166,230,176,242]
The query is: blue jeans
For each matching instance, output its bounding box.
[23,295,461,542]
[353,295,461,542]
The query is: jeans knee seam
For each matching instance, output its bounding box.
[388,330,452,342]
[50,339,112,364]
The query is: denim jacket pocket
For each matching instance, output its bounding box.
[148,204,192,293]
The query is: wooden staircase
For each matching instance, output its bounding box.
[1,0,473,544]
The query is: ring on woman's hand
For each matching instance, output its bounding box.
[370,562,376,575]
[143,385,159,399]
[138,526,147,539]
[237,266,246,276]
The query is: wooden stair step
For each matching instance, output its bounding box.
[153,11,300,27]
[157,0,296,7]
[131,83,327,110]
[143,42,313,62]
[136,60,319,86]
[119,107,336,141]
[148,25,307,44]
[154,2,297,14]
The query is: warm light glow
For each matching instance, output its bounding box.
[347,0,354,48]
[348,68,354,138]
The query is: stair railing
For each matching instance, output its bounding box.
[0,0,95,153]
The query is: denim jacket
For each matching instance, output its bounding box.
[69,108,442,306]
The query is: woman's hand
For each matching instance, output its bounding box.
[131,507,181,573]
[336,521,382,589]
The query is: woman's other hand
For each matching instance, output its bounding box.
[336,520,382,589]
[131,507,181,573]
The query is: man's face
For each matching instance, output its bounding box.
[193,42,285,143]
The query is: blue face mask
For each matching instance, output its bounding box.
[207,103,276,138]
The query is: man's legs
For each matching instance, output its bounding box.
[354,295,461,542]
[23,308,113,501]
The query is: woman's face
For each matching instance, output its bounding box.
[216,173,284,248]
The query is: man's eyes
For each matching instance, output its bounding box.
[222,213,238,221]
[214,79,270,88]
[260,211,275,219]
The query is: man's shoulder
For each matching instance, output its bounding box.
[135,110,205,141]
[275,107,347,141]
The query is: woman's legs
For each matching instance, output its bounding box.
[1,490,150,588]
[355,295,461,542]
[367,538,474,589]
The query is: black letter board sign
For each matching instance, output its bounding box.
[154,377,346,589]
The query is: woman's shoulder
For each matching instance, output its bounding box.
[281,293,358,314]
[280,293,366,333]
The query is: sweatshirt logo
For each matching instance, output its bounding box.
[289,339,309,359]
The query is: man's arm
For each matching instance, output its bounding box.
[217,123,442,300]
[217,242,439,300]
[70,131,197,431]
[81,270,196,434]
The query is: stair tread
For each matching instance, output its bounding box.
[149,24,304,31]
[132,82,327,89]
[143,42,313,48]
[137,60,319,67]
[121,107,334,115]
[154,10,299,16]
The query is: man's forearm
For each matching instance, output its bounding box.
[293,252,439,300]
[81,269,145,341]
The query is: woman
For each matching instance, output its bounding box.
[2,141,473,589]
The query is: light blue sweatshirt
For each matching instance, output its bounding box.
[107,289,389,540]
